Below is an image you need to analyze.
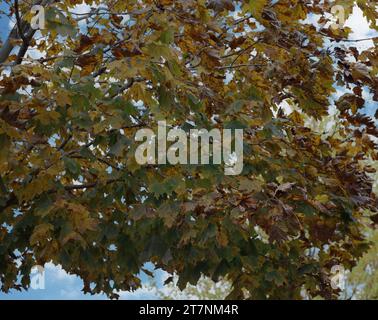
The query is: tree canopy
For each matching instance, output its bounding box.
[0,0,377,299]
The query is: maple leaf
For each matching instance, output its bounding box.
[0,0,376,300]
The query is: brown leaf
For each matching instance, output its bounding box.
[207,0,235,12]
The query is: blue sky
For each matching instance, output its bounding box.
[0,2,377,300]
[0,263,166,300]
[0,2,10,42]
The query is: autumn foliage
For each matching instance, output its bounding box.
[0,0,377,299]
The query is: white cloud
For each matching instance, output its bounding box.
[71,3,92,15]
[345,6,375,39]
[118,287,159,300]
[344,6,377,50]
[45,263,76,283]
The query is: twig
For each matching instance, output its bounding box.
[58,134,73,151]
[216,63,266,70]
[64,178,121,191]
[14,0,27,44]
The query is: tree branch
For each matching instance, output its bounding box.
[58,134,73,151]
[215,63,266,70]
[63,178,121,191]
[0,0,53,65]
[14,0,27,44]
[0,25,19,64]
[15,27,37,65]
[109,77,145,98]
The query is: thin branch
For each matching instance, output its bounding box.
[229,41,259,67]
[336,37,378,42]
[64,178,121,191]
[14,0,27,44]
[109,77,145,98]
[320,32,378,43]
[215,63,266,70]
[64,182,98,191]
[58,134,73,151]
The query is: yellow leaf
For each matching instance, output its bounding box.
[315,194,329,203]
[56,90,72,107]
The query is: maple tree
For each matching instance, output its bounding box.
[153,275,232,300]
[348,229,378,299]
[347,162,378,300]
[0,0,377,299]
